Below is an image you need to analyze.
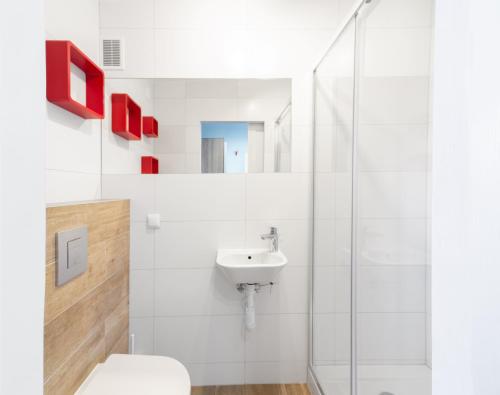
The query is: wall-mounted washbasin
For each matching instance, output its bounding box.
[216,248,288,285]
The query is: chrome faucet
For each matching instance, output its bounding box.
[261,227,279,252]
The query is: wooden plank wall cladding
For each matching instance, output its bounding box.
[44,200,130,395]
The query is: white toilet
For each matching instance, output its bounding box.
[76,354,191,394]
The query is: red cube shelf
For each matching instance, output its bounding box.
[111,93,142,140]
[143,116,158,137]
[45,40,104,119]
[141,156,159,174]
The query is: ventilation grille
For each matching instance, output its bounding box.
[102,39,123,69]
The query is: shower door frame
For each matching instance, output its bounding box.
[309,1,370,394]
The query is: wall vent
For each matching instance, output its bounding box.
[102,38,124,69]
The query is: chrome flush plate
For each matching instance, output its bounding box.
[56,226,88,286]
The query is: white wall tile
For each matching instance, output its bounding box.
[155,315,245,363]
[155,268,242,316]
[102,174,155,222]
[246,0,339,29]
[157,174,246,221]
[185,154,201,173]
[46,170,101,204]
[155,125,187,154]
[185,126,201,153]
[291,124,314,173]
[154,98,186,125]
[314,77,336,127]
[245,314,308,362]
[358,124,428,172]
[357,313,426,363]
[358,266,426,313]
[185,99,238,125]
[358,77,429,125]
[313,219,336,266]
[313,313,350,363]
[154,0,246,29]
[333,77,355,127]
[313,266,350,314]
[46,106,101,175]
[246,174,311,220]
[314,173,335,220]
[100,0,155,29]
[45,0,99,59]
[246,29,334,76]
[335,218,352,266]
[363,0,434,28]
[157,268,238,315]
[237,98,289,123]
[101,29,155,78]
[362,28,433,77]
[245,220,311,266]
[130,222,154,270]
[156,221,245,269]
[186,363,245,386]
[358,219,427,266]
[244,361,307,384]
[186,79,239,99]
[358,172,427,219]
[154,29,203,77]
[254,266,308,314]
[130,317,155,354]
[315,124,336,173]
[154,79,187,99]
[130,269,155,317]
[238,79,291,100]
[157,154,187,174]
[292,75,313,126]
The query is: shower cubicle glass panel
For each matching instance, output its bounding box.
[312,17,356,395]
[311,0,432,394]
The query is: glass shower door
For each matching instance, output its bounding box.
[353,1,432,394]
[312,1,433,394]
[311,18,356,395]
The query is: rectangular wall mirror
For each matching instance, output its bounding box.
[102,78,292,174]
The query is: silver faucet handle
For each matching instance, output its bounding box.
[269,226,278,235]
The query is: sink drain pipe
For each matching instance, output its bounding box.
[244,284,256,330]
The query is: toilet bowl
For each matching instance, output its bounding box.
[76,354,191,395]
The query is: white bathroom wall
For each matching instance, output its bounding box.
[99,0,361,173]
[102,173,312,384]
[45,0,102,203]
[0,1,46,393]
[432,0,500,394]
[99,0,354,79]
[98,0,357,386]
[152,78,290,173]
[102,79,156,174]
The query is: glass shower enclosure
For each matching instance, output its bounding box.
[310,0,433,394]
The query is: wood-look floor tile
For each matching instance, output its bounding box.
[192,385,310,395]
[284,384,311,395]
[216,385,244,395]
[244,384,287,395]
[192,386,217,395]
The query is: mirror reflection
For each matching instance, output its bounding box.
[102,78,292,174]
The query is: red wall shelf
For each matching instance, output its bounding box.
[111,93,142,140]
[143,116,158,138]
[141,156,159,174]
[45,40,104,119]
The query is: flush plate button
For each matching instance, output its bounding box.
[56,226,88,286]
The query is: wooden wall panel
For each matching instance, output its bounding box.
[44,200,130,395]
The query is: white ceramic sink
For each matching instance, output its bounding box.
[216,248,288,284]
